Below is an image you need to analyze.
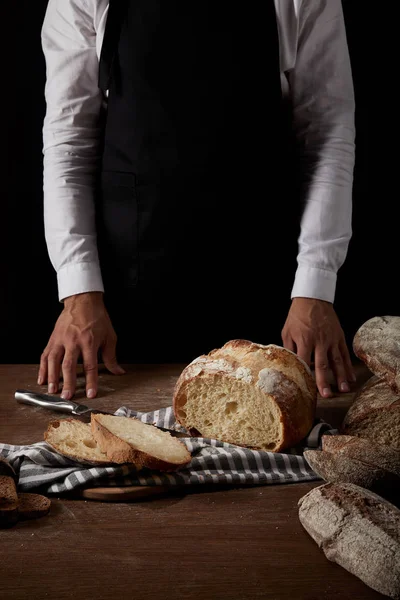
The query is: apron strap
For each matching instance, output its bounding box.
[98,0,129,92]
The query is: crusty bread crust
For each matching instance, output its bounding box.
[44,419,113,466]
[353,316,400,391]
[91,414,191,472]
[173,340,317,451]
[322,434,400,477]
[342,376,400,428]
[304,449,400,504]
[298,483,400,599]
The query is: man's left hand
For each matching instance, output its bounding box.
[281,297,356,398]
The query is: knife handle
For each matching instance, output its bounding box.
[15,390,80,414]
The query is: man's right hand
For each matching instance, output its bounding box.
[38,292,125,400]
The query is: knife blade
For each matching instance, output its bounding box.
[15,390,186,437]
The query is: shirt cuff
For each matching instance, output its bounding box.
[57,262,104,302]
[291,264,337,303]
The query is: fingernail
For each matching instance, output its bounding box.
[351,373,357,382]
[340,381,350,393]
[48,383,55,394]
[37,377,43,386]
[87,389,96,399]
[61,391,71,400]
[116,367,126,375]
[322,388,331,398]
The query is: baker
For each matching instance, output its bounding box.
[38,0,356,401]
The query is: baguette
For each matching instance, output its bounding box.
[173,340,317,452]
[298,482,400,599]
[341,377,400,449]
[91,413,191,471]
[353,316,400,392]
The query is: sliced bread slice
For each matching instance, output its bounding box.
[44,419,112,465]
[0,475,18,506]
[91,414,191,471]
[17,493,51,520]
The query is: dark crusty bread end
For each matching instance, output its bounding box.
[17,493,51,520]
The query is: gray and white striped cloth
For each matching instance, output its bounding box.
[0,406,336,494]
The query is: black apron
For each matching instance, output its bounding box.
[96,0,300,362]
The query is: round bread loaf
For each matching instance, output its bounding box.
[353,315,400,391]
[173,340,317,452]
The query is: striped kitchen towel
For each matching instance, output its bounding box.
[0,406,337,494]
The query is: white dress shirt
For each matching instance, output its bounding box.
[41,0,355,303]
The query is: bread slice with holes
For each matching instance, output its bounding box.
[44,419,112,465]
[173,340,317,452]
[91,413,191,471]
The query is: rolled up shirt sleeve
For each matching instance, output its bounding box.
[42,0,106,301]
[289,0,356,303]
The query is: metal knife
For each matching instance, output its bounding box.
[15,390,186,437]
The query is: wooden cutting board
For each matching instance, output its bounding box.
[80,484,172,501]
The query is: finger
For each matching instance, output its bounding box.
[314,345,332,398]
[295,340,313,367]
[339,338,357,383]
[61,348,80,400]
[38,350,49,386]
[81,343,99,399]
[281,331,296,353]
[47,347,64,394]
[102,335,125,375]
[329,345,350,393]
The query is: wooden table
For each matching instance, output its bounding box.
[0,363,383,600]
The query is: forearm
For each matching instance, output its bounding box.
[42,0,105,301]
[289,0,355,303]
[291,122,355,302]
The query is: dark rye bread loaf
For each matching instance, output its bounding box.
[353,316,400,392]
[322,435,400,477]
[341,376,400,449]
[298,483,400,599]
[304,446,400,506]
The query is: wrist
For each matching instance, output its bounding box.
[64,292,104,309]
[292,297,332,307]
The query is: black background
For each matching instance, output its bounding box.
[1,2,393,363]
